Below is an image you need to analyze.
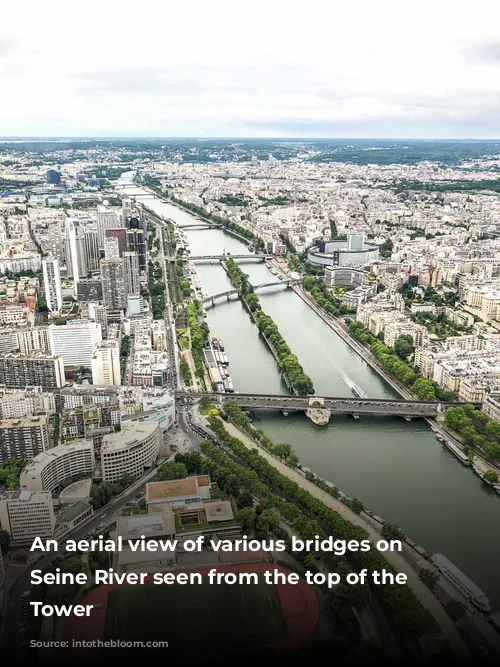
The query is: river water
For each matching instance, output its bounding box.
[124,183,500,609]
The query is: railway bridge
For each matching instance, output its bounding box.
[175,391,477,420]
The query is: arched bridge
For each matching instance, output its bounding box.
[175,390,478,418]
[178,223,219,230]
[167,254,271,263]
[202,279,301,306]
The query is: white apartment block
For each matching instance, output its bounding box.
[101,420,160,483]
[384,320,428,348]
[91,341,121,386]
[482,393,500,421]
[18,327,51,355]
[463,285,500,322]
[0,386,55,419]
[42,256,63,315]
[20,442,95,493]
[0,490,55,545]
[48,320,102,367]
[0,327,50,357]
[0,306,34,327]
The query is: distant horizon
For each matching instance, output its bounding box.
[1,136,500,142]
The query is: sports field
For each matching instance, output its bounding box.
[104,574,287,650]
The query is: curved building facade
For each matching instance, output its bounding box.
[20,442,95,493]
[307,233,379,268]
[101,420,161,483]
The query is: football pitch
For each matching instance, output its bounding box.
[104,574,287,651]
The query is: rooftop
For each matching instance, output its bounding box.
[0,414,47,428]
[147,478,198,501]
[56,501,92,524]
[116,511,175,539]
[101,420,158,453]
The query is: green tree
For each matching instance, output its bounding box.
[236,507,256,532]
[155,461,188,481]
[199,395,211,410]
[381,523,406,541]
[483,441,500,460]
[483,469,499,484]
[256,508,280,534]
[236,490,254,509]
[304,553,317,569]
[349,498,364,515]
[444,599,467,621]
[418,567,439,590]
[394,335,414,361]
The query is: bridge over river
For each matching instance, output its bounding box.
[175,391,477,419]
[167,254,271,263]
[202,279,302,306]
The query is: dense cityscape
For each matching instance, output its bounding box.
[1,138,500,661]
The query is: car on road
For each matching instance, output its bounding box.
[100,513,107,518]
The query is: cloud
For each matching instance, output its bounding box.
[463,40,500,63]
[0,37,17,58]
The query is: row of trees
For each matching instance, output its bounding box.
[255,312,315,394]
[179,355,192,386]
[347,320,457,401]
[302,276,355,316]
[445,405,500,464]
[171,196,265,250]
[225,260,315,394]
[201,417,436,637]
[187,301,209,383]
[148,260,166,320]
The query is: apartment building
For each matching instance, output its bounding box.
[48,320,102,367]
[0,353,65,390]
[0,415,49,463]
[20,442,95,493]
[0,305,34,327]
[42,256,63,315]
[384,319,428,348]
[482,393,500,421]
[101,420,161,483]
[0,490,55,545]
[91,340,121,386]
[0,386,55,419]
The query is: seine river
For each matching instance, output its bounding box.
[124,183,500,609]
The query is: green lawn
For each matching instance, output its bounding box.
[199,403,216,415]
[104,576,287,651]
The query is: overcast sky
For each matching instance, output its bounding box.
[1,0,500,138]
